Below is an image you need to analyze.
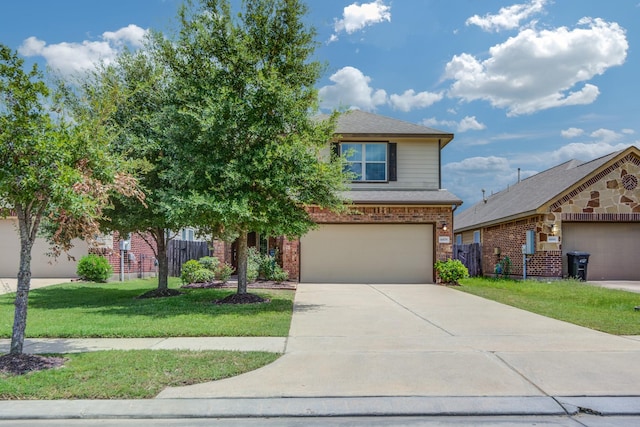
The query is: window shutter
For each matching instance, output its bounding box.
[330,142,340,160]
[388,142,397,181]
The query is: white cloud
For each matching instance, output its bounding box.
[590,128,623,143]
[330,0,391,42]
[458,116,487,132]
[445,18,628,116]
[561,127,584,138]
[389,89,443,112]
[421,116,485,133]
[319,66,387,111]
[466,0,547,32]
[18,25,148,76]
[548,141,632,163]
[622,129,635,135]
[445,156,511,174]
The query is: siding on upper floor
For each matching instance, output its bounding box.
[345,139,440,190]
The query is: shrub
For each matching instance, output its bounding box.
[215,262,234,282]
[494,256,512,279]
[435,259,469,285]
[180,260,202,284]
[198,256,219,272]
[191,268,215,283]
[246,247,289,282]
[77,254,113,283]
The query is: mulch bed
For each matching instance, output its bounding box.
[181,280,297,291]
[182,279,295,305]
[0,353,66,376]
[136,288,185,299]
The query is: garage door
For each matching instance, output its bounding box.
[0,219,88,278]
[562,222,640,280]
[300,224,433,283]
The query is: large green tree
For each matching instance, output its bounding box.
[162,0,348,295]
[0,45,141,355]
[76,41,189,296]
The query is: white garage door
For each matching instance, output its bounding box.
[0,219,88,278]
[562,222,640,280]
[300,224,433,284]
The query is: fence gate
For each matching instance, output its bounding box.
[168,240,211,277]
[453,243,482,277]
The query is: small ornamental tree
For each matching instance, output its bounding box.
[0,45,142,356]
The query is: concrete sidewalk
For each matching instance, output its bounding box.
[2,283,640,420]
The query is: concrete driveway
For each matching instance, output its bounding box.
[0,278,73,295]
[158,283,640,399]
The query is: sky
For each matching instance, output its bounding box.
[1,0,638,211]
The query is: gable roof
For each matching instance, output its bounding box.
[321,110,454,147]
[455,146,639,231]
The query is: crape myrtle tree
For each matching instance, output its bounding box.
[161,0,349,297]
[0,45,142,355]
[78,41,190,297]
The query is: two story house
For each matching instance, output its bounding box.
[276,110,462,283]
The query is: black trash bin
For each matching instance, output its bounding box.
[567,251,590,281]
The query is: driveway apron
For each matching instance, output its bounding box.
[157,283,640,399]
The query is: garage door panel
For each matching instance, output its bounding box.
[563,223,639,281]
[301,224,433,284]
[0,219,87,278]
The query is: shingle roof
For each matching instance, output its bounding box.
[319,110,454,146]
[342,189,462,205]
[454,149,627,231]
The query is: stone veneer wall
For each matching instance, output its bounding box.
[281,205,454,281]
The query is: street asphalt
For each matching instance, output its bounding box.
[1,280,640,422]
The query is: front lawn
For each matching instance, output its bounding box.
[457,277,640,335]
[0,278,294,338]
[0,278,293,399]
[0,350,278,399]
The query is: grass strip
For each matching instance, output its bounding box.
[0,350,279,399]
[457,277,640,335]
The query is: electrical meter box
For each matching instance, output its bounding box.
[523,230,535,255]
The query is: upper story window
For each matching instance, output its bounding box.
[342,143,388,182]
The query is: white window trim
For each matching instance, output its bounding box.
[342,142,387,182]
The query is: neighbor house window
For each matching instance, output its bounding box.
[473,230,481,243]
[456,234,462,245]
[342,143,387,181]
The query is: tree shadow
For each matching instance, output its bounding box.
[8,285,293,319]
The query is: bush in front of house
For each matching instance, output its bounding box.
[77,254,113,283]
[435,259,469,285]
[181,256,236,284]
[247,247,288,283]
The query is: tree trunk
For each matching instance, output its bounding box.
[236,231,248,295]
[10,216,36,355]
[156,228,169,291]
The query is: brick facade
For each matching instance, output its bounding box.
[280,204,454,281]
[90,232,158,280]
[482,216,563,279]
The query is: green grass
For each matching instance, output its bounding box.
[457,277,640,335]
[0,350,279,399]
[0,278,294,338]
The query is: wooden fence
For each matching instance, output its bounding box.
[167,240,211,277]
[453,243,482,277]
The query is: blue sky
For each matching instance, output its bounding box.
[2,0,638,210]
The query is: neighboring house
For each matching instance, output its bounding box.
[0,217,88,278]
[454,146,640,281]
[211,110,462,283]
